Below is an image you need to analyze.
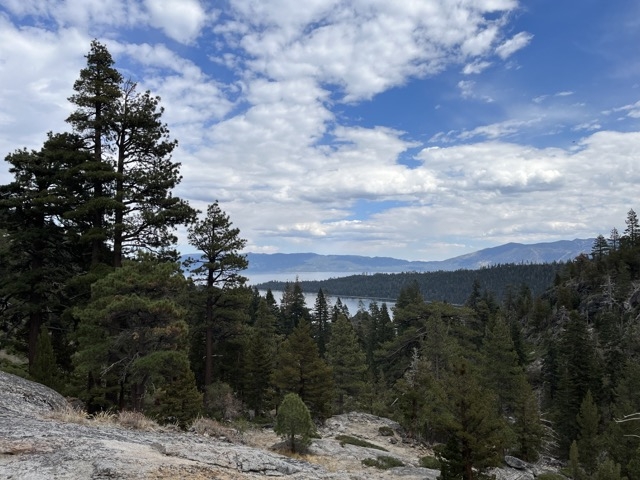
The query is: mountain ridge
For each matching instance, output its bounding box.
[182,238,594,273]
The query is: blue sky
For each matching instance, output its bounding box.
[1,0,639,261]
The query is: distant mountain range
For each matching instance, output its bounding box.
[184,238,593,274]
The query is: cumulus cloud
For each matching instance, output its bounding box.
[2,1,639,261]
[144,0,208,44]
[223,0,521,101]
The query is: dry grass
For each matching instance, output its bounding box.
[46,405,90,425]
[116,410,160,431]
[190,416,244,443]
[46,405,160,431]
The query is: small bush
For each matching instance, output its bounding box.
[536,473,566,480]
[336,434,388,451]
[204,381,242,421]
[116,410,159,431]
[275,393,316,453]
[48,405,89,425]
[378,426,394,436]
[191,416,244,443]
[362,455,404,469]
[419,455,441,469]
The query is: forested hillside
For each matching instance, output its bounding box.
[256,262,563,304]
[3,40,640,480]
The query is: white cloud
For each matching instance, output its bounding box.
[1,0,146,29]
[144,0,208,44]
[495,31,533,59]
[225,0,521,101]
[462,60,492,75]
[2,1,640,262]
[607,99,640,118]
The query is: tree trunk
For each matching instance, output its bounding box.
[204,325,214,387]
[27,311,43,368]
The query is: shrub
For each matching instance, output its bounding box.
[335,434,388,451]
[419,455,441,469]
[191,416,244,443]
[378,426,394,436]
[204,381,242,421]
[536,474,566,480]
[47,405,89,425]
[275,393,316,453]
[116,410,159,431]
[362,455,404,469]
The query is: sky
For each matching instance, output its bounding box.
[1,0,639,261]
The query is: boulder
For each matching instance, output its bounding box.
[504,455,528,470]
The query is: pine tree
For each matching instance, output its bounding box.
[331,297,350,322]
[592,234,611,261]
[134,350,202,427]
[73,257,191,412]
[481,315,526,413]
[312,289,331,357]
[279,280,309,334]
[554,311,602,453]
[66,39,122,267]
[623,209,640,248]
[326,313,367,413]
[272,320,333,419]
[244,299,278,414]
[576,390,601,476]
[31,324,60,390]
[434,359,508,480]
[512,380,544,462]
[186,201,248,389]
[110,80,194,266]
[0,136,79,366]
[609,227,621,251]
[594,459,624,480]
[275,393,316,453]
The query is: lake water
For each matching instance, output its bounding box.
[247,271,395,315]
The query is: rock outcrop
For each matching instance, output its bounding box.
[0,371,562,479]
[0,371,342,479]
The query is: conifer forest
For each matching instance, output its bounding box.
[2,42,640,480]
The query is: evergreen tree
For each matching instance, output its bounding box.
[244,299,278,414]
[279,280,309,334]
[0,137,79,366]
[110,80,194,266]
[595,459,624,480]
[272,320,333,419]
[512,380,544,462]
[623,208,640,248]
[592,234,611,261]
[570,441,585,480]
[135,350,202,428]
[186,201,248,388]
[275,393,316,453]
[31,324,60,390]
[576,389,601,476]
[312,288,331,357]
[607,360,640,479]
[393,281,425,334]
[421,311,457,381]
[481,315,526,413]
[73,257,191,412]
[326,313,367,413]
[66,39,122,267]
[331,297,350,322]
[609,227,621,251]
[554,311,602,453]
[434,360,508,480]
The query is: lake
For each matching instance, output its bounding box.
[246,271,396,315]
